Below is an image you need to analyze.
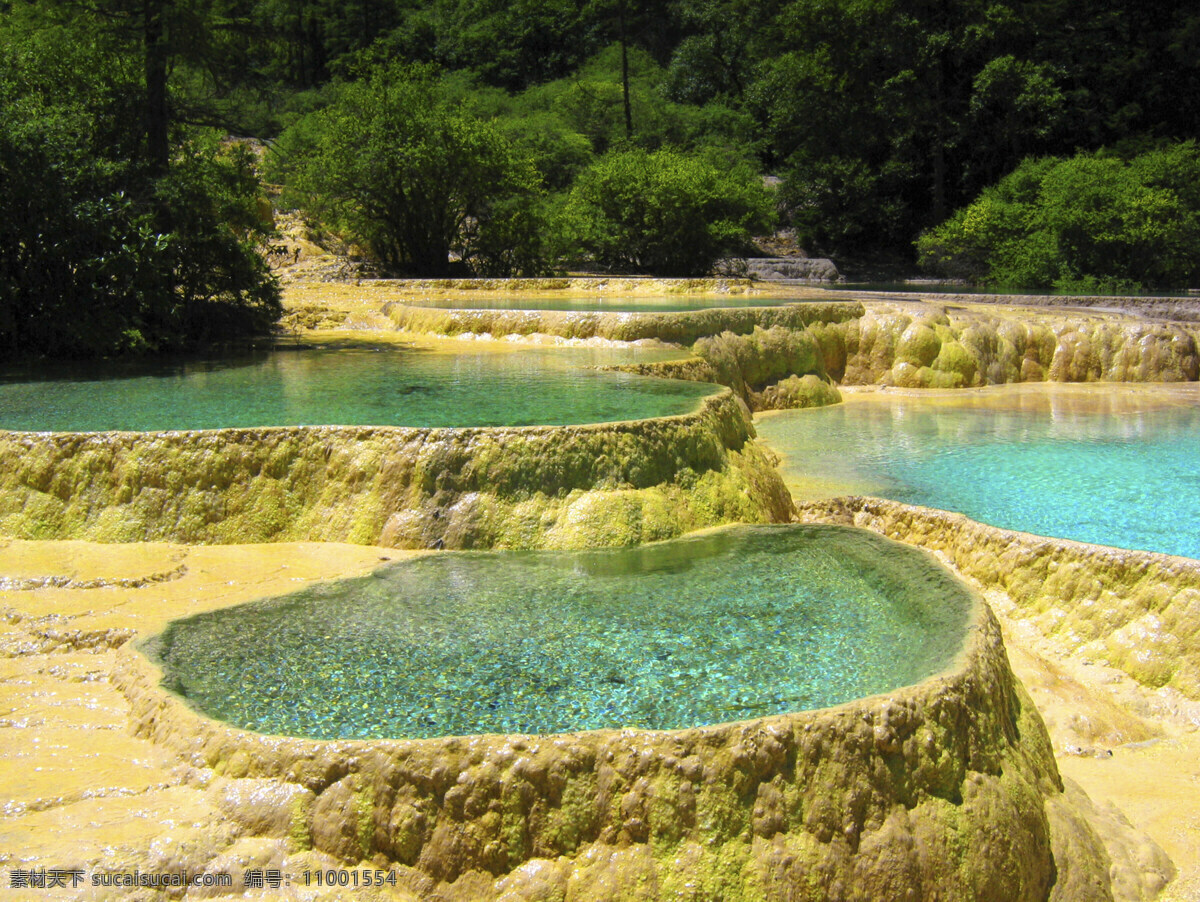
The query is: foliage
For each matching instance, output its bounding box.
[559,147,774,276]
[276,63,546,276]
[0,13,280,359]
[517,46,758,159]
[916,144,1200,291]
[381,0,604,92]
[8,0,1200,287]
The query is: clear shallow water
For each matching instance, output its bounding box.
[148,525,974,740]
[399,294,810,313]
[756,388,1200,559]
[0,346,716,431]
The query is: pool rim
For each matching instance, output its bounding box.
[129,522,987,746]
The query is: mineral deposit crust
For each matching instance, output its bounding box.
[114,600,1117,901]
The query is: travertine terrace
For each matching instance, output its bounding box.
[2,278,1196,899]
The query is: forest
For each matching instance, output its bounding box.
[2,0,1199,355]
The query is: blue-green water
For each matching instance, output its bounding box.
[398,294,810,313]
[0,346,716,431]
[757,389,1200,559]
[148,525,975,740]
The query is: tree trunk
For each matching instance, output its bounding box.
[619,0,633,138]
[143,0,169,176]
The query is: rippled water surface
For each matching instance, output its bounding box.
[757,386,1200,559]
[0,346,716,431]
[149,525,975,739]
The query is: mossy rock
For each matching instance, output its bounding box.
[896,322,942,368]
[757,374,842,410]
[931,340,979,386]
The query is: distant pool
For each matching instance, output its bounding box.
[397,294,812,313]
[757,385,1200,559]
[0,346,717,431]
[147,525,975,739]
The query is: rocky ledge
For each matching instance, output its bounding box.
[0,392,793,550]
[113,596,1125,901]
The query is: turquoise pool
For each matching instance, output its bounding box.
[0,346,716,431]
[757,386,1200,559]
[397,294,811,313]
[148,525,975,740]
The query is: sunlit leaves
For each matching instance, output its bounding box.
[917,144,1200,291]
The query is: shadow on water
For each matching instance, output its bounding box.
[0,351,271,385]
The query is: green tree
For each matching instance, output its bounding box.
[383,0,601,92]
[664,0,782,104]
[559,147,774,276]
[277,63,545,276]
[917,144,1200,291]
[0,12,280,358]
[741,0,1071,253]
[518,46,757,158]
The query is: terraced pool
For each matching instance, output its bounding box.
[0,345,716,431]
[147,525,975,739]
[396,294,812,313]
[757,384,1200,559]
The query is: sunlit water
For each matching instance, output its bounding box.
[756,386,1200,559]
[398,294,813,312]
[0,346,716,431]
[147,525,975,740]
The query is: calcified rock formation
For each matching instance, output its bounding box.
[861,289,1200,325]
[381,302,1200,414]
[742,256,843,283]
[383,300,864,346]
[0,392,793,549]
[689,308,1200,399]
[799,496,1200,700]
[833,310,1200,387]
[114,598,1121,902]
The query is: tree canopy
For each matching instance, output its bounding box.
[5,0,1200,337]
[916,145,1200,292]
[0,8,280,358]
[560,147,775,276]
[276,64,545,277]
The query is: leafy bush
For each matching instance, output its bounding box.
[559,147,774,276]
[0,24,279,359]
[917,145,1200,291]
[275,63,547,276]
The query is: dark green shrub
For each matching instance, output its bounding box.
[275,63,547,277]
[0,27,279,359]
[559,147,774,276]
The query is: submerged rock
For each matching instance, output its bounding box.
[115,600,1125,900]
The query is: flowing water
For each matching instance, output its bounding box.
[147,525,975,740]
[0,345,716,431]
